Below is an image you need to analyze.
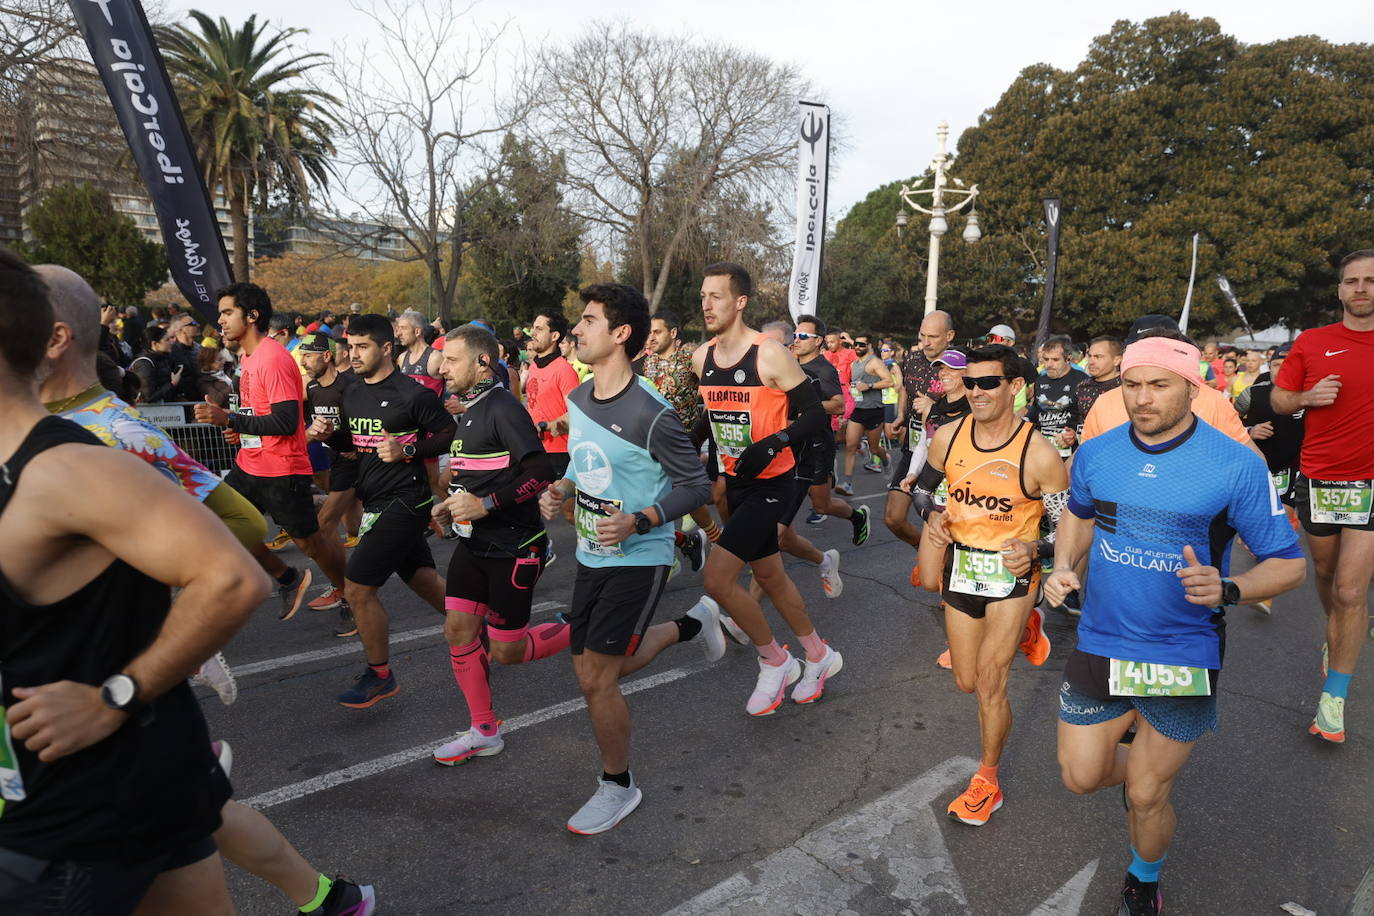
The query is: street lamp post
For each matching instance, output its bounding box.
[896,121,981,316]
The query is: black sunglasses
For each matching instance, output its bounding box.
[963,375,1016,390]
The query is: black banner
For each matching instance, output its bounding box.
[67,0,232,322]
[1033,197,1061,355]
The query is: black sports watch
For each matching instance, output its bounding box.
[402,443,417,459]
[100,673,151,723]
[1219,578,1241,607]
[632,511,653,535]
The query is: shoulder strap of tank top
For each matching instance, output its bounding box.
[0,416,93,518]
[1015,419,1037,500]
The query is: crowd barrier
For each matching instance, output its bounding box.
[138,402,239,475]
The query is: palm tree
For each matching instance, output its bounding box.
[155,12,336,280]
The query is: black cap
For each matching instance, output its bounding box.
[1271,342,1292,358]
[1124,314,1179,345]
[297,332,332,352]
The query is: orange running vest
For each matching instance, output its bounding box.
[943,415,1043,549]
[699,334,794,479]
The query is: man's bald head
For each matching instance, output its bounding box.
[36,265,103,362]
[918,309,955,359]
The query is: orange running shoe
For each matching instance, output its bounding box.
[265,529,293,551]
[341,534,360,549]
[936,648,952,669]
[910,563,921,588]
[947,775,1003,826]
[1019,607,1051,667]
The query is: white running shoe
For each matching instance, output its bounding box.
[685,597,726,662]
[567,775,642,835]
[792,645,843,704]
[820,548,843,598]
[433,726,505,766]
[190,651,238,705]
[747,654,801,717]
[720,614,749,646]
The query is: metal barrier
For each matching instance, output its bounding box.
[138,402,239,475]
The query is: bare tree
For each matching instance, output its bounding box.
[319,0,531,325]
[530,22,808,310]
[0,0,78,95]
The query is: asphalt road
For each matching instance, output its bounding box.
[206,470,1374,916]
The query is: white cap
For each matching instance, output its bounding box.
[987,324,1016,342]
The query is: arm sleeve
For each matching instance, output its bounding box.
[910,461,946,521]
[413,388,456,459]
[229,400,298,436]
[688,408,710,449]
[1034,489,1070,558]
[780,379,826,443]
[487,452,554,507]
[646,407,712,524]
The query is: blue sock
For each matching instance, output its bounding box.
[1128,847,1165,884]
[1323,670,1352,701]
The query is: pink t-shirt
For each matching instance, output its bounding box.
[236,336,311,477]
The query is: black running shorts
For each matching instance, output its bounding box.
[327,454,359,493]
[940,542,1038,620]
[848,406,885,431]
[345,499,435,587]
[445,538,545,631]
[224,467,320,540]
[717,474,794,562]
[567,563,669,656]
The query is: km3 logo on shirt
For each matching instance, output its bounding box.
[1098,538,1184,573]
[349,417,386,436]
[949,485,1013,513]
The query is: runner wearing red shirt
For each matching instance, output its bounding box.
[195,283,348,624]
[823,332,858,494]
[524,310,581,479]
[1272,248,1374,744]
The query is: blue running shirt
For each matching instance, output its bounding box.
[1068,418,1301,669]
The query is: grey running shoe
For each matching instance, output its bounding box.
[567,776,642,835]
[190,651,238,705]
[685,597,726,662]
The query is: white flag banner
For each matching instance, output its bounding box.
[788,101,830,323]
[1179,232,1200,334]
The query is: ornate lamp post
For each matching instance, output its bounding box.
[896,121,981,316]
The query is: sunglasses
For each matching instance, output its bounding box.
[794,331,820,340]
[963,375,1016,390]
[855,342,870,348]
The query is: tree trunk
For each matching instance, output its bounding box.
[229,182,250,282]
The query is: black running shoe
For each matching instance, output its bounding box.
[1116,873,1161,916]
[306,875,376,915]
[850,505,871,546]
[679,528,707,572]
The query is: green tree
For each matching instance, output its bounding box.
[155,12,336,280]
[24,183,166,305]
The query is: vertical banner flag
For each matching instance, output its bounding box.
[1215,274,1254,339]
[67,0,232,322]
[788,101,830,323]
[1032,198,1061,354]
[1178,233,1200,334]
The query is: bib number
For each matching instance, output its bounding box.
[575,490,624,558]
[1308,479,1372,525]
[949,546,1016,598]
[1108,658,1211,697]
[710,409,752,473]
[934,479,948,508]
[1269,468,1291,498]
[908,416,925,452]
[1,670,28,804]
[359,510,379,537]
[235,406,262,449]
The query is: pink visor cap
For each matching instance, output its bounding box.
[1120,336,1205,389]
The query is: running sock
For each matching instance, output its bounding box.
[702,520,721,543]
[675,614,703,643]
[976,763,999,785]
[1323,669,1352,701]
[521,622,571,662]
[368,662,392,680]
[275,567,299,587]
[602,769,632,788]
[818,552,834,573]
[756,639,789,666]
[1127,847,1166,884]
[298,873,333,913]
[674,530,686,547]
[449,640,495,728]
[799,631,826,663]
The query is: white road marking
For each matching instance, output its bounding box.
[231,601,564,678]
[242,664,699,810]
[663,754,1098,916]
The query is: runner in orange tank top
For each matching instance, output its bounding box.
[908,344,1070,826]
[688,262,838,717]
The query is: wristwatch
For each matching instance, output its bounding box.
[1219,578,1241,607]
[480,494,497,513]
[402,443,417,459]
[538,420,549,435]
[632,511,653,535]
[100,673,152,723]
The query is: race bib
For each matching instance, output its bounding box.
[235,406,262,449]
[908,415,925,452]
[1269,468,1291,498]
[449,486,473,539]
[934,479,948,508]
[1308,479,1372,525]
[710,409,752,472]
[1108,658,1211,697]
[949,546,1016,598]
[574,490,625,558]
[0,669,27,805]
[359,510,379,537]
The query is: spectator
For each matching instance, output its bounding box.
[198,345,234,405]
[129,325,181,403]
[169,314,203,399]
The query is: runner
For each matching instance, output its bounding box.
[1028,334,1088,459]
[427,323,568,765]
[887,310,955,580]
[1047,335,1304,915]
[906,344,1067,825]
[524,310,581,480]
[1235,342,1303,516]
[298,333,364,627]
[693,262,840,715]
[1271,248,1374,744]
[194,283,348,622]
[823,329,857,493]
[0,247,266,914]
[310,314,456,708]
[838,333,891,489]
[538,282,720,834]
[1076,335,1123,426]
[395,309,445,396]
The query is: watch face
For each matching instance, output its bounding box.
[104,675,136,707]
